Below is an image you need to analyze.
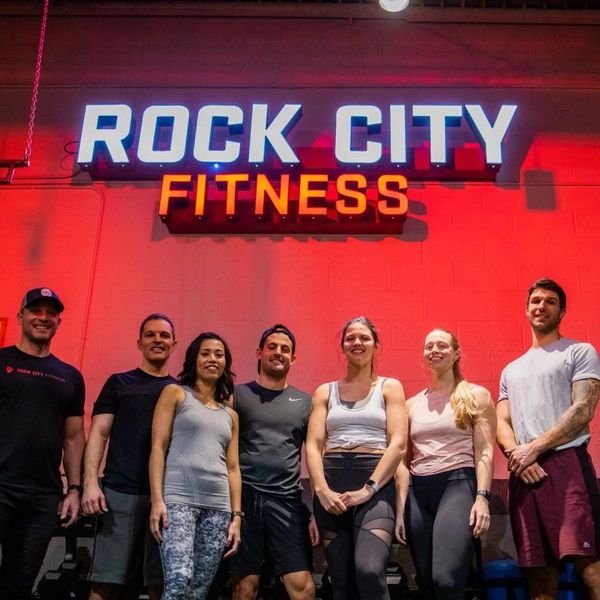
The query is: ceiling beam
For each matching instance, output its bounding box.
[1,1,600,24]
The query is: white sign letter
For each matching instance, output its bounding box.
[465,104,517,164]
[77,104,132,164]
[335,105,382,164]
[249,104,301,163]
[194,105,243,163]
[138,105,189,163]
[413,105,462,164]
[390,105,407,163]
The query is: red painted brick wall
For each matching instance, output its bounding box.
[1,8,599,477]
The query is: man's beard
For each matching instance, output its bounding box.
[531,314,561,335]
[262,363,289,380]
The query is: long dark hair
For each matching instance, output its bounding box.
[178,332,235,404]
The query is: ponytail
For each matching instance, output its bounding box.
[450,378,480,429]
[434,328,481,429]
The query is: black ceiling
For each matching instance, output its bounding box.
[50,0,600,9]
[177,0,598,8]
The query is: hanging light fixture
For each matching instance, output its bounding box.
[379,0,410,12]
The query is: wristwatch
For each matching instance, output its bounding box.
[476,489,491,501]
[365,479,381,493]
[231,510,245,519]
[67,484,83,495]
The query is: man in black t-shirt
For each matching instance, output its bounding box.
[81,314,177,600]
[229,324,319,600]
[0,287,85,600]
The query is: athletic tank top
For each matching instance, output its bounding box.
[409,388,474,476]
[163,386,233,511]
[326,377,387,451]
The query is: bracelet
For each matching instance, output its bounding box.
[476,489,491,502]
[67,484,83,495]
[231,510,245,519]
[365,479,381,493]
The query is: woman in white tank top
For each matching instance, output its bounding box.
[396,329,496,600]
[306,316,407,600]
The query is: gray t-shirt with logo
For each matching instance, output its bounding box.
[234,381,311,497]
[499,338,600,450]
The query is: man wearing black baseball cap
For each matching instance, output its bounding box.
[19,287,65,314]
[0,287,85,600]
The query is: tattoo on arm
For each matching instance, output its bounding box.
[556,379,600,441]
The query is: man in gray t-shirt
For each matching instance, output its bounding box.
[229,324,319,600]
[497,278,600,600]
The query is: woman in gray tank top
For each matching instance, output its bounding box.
[149,332,242,600]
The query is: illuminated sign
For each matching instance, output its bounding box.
[158,172,408,234]
[77,102,517,234]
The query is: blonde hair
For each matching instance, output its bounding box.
[431,329,480,430]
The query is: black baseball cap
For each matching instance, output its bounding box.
[20,288,65,313]
[258,324,296,354]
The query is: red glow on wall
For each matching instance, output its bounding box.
[2,129,600,476]
[2,12,600,479]
[0,318,7,347]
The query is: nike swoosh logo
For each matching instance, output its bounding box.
[288,397,305,402]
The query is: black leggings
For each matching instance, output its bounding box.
[405,467,477,600]
[314,453,395,600]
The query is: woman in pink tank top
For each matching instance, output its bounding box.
[396,329,496,600]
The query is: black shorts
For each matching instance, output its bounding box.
[229,486,313,577]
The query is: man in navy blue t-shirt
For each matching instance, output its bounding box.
[82,313,177,600]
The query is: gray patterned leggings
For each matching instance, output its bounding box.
[160,503,230,600]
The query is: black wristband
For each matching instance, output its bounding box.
[476,489,491,501]
[67,484,83,495]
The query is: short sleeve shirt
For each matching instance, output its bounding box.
[93,368,176,494]
[0,345,85,492]
[499,338,600,450]
[233,381,311,497]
